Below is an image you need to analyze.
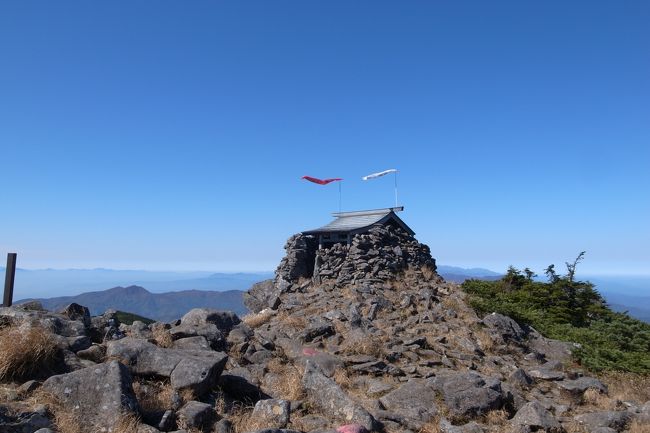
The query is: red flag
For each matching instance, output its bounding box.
[302,176,343,185]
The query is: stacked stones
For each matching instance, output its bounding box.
[313,225,437,285]
[275,224,438,290]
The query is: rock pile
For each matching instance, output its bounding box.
[1,229,649,433]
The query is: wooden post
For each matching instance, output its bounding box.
[3,253,17,307]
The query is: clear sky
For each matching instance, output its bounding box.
[1,1,648,276]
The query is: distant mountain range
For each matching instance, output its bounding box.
[436,265,502,283]
[8,268,273,299]
[7,266,648,323]
[19,285,247,322]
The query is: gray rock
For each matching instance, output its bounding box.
[76,344,106,363]
[170,323,225,350]
[180,308,241,334]
[244,279,278,313]
[106,337,228,396]
[251,399,291,429]
[158,409,176,432]
[177,401,213,430]
[130,320,154,339]
[42,360,138,431]
[302,361,379,431]
[439,419,484,433]
[59,303,91,327]
[482,313,526,343]
[172,336,212,351]
[67,335,92,352]
[433,372,504,418]
[509,368,533,388]
[379,379,438,428]
[511,401,562,432]
[559,376,607,396]
[574,411,633,432]
[214,419,233,433]
[220,367,268,402]
[17,380,41,395]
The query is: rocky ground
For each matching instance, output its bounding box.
[1,226,649,433]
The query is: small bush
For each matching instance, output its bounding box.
[462,263,650,373]
[0,325,62,382]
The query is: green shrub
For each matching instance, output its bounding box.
[462,262,650,373]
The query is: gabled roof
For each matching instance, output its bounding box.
[303,206,415,236]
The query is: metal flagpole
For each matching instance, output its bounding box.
[394,171,398,207]
[339,181,342,212]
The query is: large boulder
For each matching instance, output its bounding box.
[378,378,438,429]
[180,309,241,334]
[432,372,504,419]
[42,361,138,431]
[482,313,526,344]
[302,361,379,431]
[573,411,634,432]
[106,338,227,396]
[511,401,562,432]
[244,280,278,314]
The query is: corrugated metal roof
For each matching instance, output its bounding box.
[303,207,414,236]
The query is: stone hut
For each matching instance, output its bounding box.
[274,207,437,288]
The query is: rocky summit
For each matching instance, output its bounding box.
[1,225,649,433]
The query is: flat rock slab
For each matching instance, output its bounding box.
[574,411,634,432]
[511,401,562,433]
[42,360,138,432]
[379,379,437,428]
[302,361,379,431]
[177,401,213,429]
[106,338,227,396]
[559,377,607,396]
[432,372,504,418]
[251,399,290,429]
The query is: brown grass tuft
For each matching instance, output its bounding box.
[340,334,384,358]
[227,403,255,433]
[417,416,442,433]
[628,419,650,433]
[150,324,173,348]
[483,409,509,426]
[598,371,650,403]
[132,379,175,419]
[113,413,141,433]
[242,309,275,329]
[0,325,61,382]
[265,357,305,400]
[333,368,352,390]
[581,387,615,409]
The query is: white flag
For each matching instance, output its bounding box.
[362,169,397,180]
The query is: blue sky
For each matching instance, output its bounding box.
[1,1,648,276]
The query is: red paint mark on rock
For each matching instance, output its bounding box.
[337,424,369,433]
[302,348,318,356]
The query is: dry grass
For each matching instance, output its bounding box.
[227,403,256,433]
[242,309,275,329]
[28,390,83,433]
[339,334,384,358]
[0,325,61,382]
[598,371,650,403]
[278,313,308,331]
[473,326,496,353]
[581,387,615,410]
[150,324,173,348]
[483,409,509,426]
[333,368,352,390]
[265,357,305,400]
[113,413,141,433]
[628,419,650,433]
[420,265,437,281]
[132,379,175,419]
[417,416,442,433]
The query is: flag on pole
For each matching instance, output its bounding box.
[361,169,397,180]
[301,176,343,185]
